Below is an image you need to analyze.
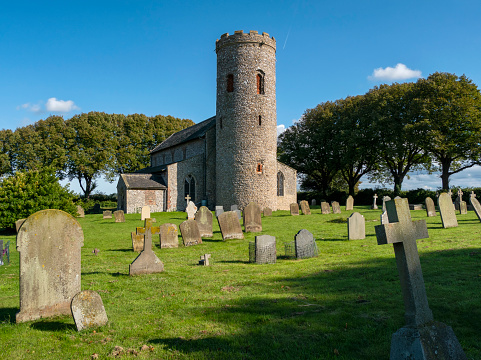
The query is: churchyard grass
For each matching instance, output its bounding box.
[0,206,480,359]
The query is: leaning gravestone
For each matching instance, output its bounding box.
[77,205,85,218]
[186,201,197,220]
[195,206,213,237]
[131,231,144,252]
[345,195,354,211]
[375,198,466,360]
[348,212,365,240]
[263,207,272,217]
[103,210,112,219]
[141,206,150,221]
[438,193,458,228]
[159,223,179,248]
[71,290,108,331]
[114,210,125,223]
[243,202,262,232]
[299,200,311,215]
[290,203,299,216]
[217,211,244,240]
[331,201,341,214]
[179,219,203,246]
[215,206,224,217]
[321,202,331,214]
[249,235,276,264]
[130,218,164,275]
[284,229,318,259]
[16,218,26,233]
[469,194,481,222]
[16,209,84,323]
[382,196,391,212]
[425,197,436,217]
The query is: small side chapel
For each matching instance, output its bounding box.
[117,30,297,213]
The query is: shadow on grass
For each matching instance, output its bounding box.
[217,260,250,264]
[0,307,17,324]
[81,271,130,277]
[30,320,76,332]
[109,249,133,252]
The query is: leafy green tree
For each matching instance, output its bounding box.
[0,168,76,230]
[0,129,14,176]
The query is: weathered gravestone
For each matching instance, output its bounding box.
[103,210,112,219]
[381,211,389,225]
[230,205,241,219]
[374,198,466,360]
[179,219,202,246]
[131,231,144,252]
[371,194,378,209]
[331,201,341,214]
[159,223,179,248]
[186,201,197,220]
[285,229,318,259]
[16,209,84,323]
[114,210,125,223]
[469,193,481,222]
[71,290,108,331]
[129,218,164,275]
[299,200,311,215]
[348,212,365,240]
[195,206,213,237]
[215,206,224,217]
[311,199,316,207]
[345,195,354,211]
[217,211,244,240]
[249,235,276,264]
[438,193,458,228]
[141,206,150,221]
[382,196,391,212]
[409,204,423,211]
[290,203,299,216]
[425,197,436,217]
[77,205,85,218]
[16,218,26,233]
[199,254,211,266]
[459,200,467,215]
[92,203,101,214]
[263,207,272,217]
[243,202,262,232]
[321,201,331,214]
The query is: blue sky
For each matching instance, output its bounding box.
[1,1,481,194]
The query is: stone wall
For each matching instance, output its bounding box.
[151,138,205,167]
[125,189,165,214]
[276,161,297,210]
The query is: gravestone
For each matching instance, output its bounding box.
[321,202,331,214]
[424,197,436,217]
[371,194,378,209]
[77,205,85,218]
[290,203,299,216]
[199,254,211,266]
[16,209,84,323]
[92,203,101,214]
[382,196,391,212]
[348,212,365,240]
[454,189,463,211]
[409,204,423,211]
[469,194,481,222]
[179,219,202,246]
[0,240,7,265]
[114,210,125,223]
[71,290,108,331]
[249,235,276,264]
[438,193,458,228]
[292,229,318,259]
[0,240,2,265]
[215,206,224,217]
[459,201,467,215]
[243,202,262,232]
[375,198,466,360]
[159,223,179,248]
[345,195,354,211]
[16,218,26,233]
[217,211,244,240]
[263,207,272,216]
[129,218,164,275]
[381,211,389,224]
[331,201,341,214]
[186,201,197,220]
[311,199,317,207]
[131,231,144,252]
[103,210,112,219]
[195,206,213,237]
[141,206,150,221]
[299,200,311,215]
[230,204,241,219]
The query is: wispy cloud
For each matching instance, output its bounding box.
[17,102,43,114]
[45,97,79,112]
[277,124,286,137]
[368,63,422,81]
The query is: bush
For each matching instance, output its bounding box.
[0,169,77,230]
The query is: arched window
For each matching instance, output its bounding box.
[256,71,265,95]
[227,74,234,93]
[184,175,196,203]
[277,171,284,196]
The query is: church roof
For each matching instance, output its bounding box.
[120,173,166,189]
[150,116,216,154]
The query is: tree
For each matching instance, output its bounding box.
[0,129,14,176]
[416,72,481,190]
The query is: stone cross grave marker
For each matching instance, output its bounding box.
[131,231,144,252]
[185,194,191,207]
[179,219,203,246]
[129,218,164,275]
[438,193,458,228]
[249,235,276,264]
[374,198,466,360]
[141,206,150,221]
[77,205,85,218]
[424,197,436,217]
[243,202,262,232]
[299,200,311,215]
[186,201,197,220]
[215,205,224,217]
[348,212,365,240]
[311,199,317,207]
[114,210,125,223]
[263,207,272,216]
[195,206,213,237]
[217,211,244,240]
[345,195,354,211]
[382,196,391,212]
[331,201,341,214]
[455,189,463,211]
[290,203,299,216]
[199,254,211,266]
[159,223,179,248]
[231,204,241,219]
[294,229,318,259]
[16,209,84,323]
[372,194,378,209]
[71,290,108,331]
[321,201,331,214]
[103,210,112,219]
[469,194,481,222]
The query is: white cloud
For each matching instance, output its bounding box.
[368,63,422,81]
[277,124,286,137]
[45,97,79,112]
[17,102,43,114]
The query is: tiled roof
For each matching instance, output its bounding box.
[121,173,166,189]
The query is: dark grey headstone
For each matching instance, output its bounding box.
[71,290,108,331]
[311,199,317,207]
[331,201,341,214]
[179,219,202,246]
[215,206,224,217]
[114,210,125,223]
[321,202,331,214]
[195,206,213,237]
[348,212,365,240]
[425,197,436,217]
[249,235,276,264]
[438,193,458,228]
[290,203,299,216]
[299,200,311,215]
[159,223,179,248]
[92,203,101,214]
[294,229,318,259]
[382,196,391,212]
[243,202,262,232]
[217,211,244,240]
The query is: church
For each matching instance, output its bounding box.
[117,30,297,213]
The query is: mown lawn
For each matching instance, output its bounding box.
[0,205,480,359]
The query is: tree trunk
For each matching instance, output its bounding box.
[392,174,404,197]
[440,158,451,191]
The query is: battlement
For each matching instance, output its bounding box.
[216,30,276,53]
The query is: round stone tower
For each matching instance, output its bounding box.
[215,30,277,211]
